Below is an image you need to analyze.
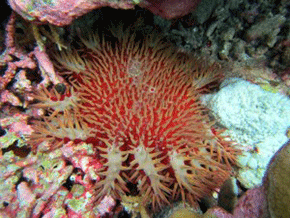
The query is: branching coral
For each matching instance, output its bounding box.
[28,28,240,212]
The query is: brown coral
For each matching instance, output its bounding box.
[264,140,290,218]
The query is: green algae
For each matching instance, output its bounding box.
[260,83,279,93]
[66,198,86,212]
[0,131,18,149]
[71,184,85,197]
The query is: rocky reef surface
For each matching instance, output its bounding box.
[1,0,290,217]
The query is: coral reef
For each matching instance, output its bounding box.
[202,78,290,189]
[2,0,290,217]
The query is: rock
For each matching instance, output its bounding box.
[192,0,223,25]
[233,186,270,218]
[217,178,239,213]
[140,0,202,20]
[245,14,286,43]
[264,140,290,218]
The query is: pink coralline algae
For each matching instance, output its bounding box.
[140,0,202,19]
[0,12,64,110]
[9,0,202,26]
[0,13,36,92]
[8,0,136,26]
[0,13,116,217]
[1,113,34,137]
[232,186,269,218]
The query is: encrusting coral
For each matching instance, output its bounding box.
[28,27,240,213]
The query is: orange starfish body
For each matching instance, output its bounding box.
[29,29,239,210]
